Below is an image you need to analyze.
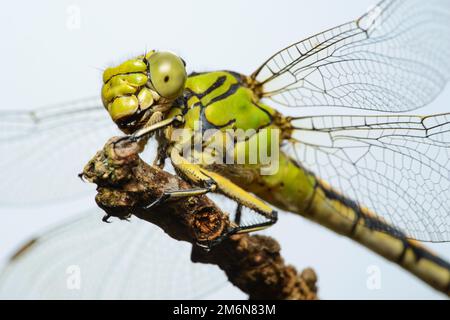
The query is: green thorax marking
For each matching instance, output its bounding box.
[182,71,277,132]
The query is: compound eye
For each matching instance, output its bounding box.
[149,51,187,99]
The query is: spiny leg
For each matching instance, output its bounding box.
[153,130,169,168]
[231,203,277,233]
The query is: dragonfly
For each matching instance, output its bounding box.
[1,0,450,298]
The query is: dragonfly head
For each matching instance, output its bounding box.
[101,50,187,133]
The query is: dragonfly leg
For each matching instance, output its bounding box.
[102,213,132,223]
[231,211,278,234]
[231,202,277,233]
[355,211,431,265]
[228,203,279,233]
[396,237,431,266]
[154,149,279,250]
[171,150,277,220]
[234,204,243,225]
[196,211,278,250]
[114,115,184,146]
[350,211,362,235]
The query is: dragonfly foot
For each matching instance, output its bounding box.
[143,193,171,210]
[77,172,85,182]
[196,227,238,251]
[195,241,212,252]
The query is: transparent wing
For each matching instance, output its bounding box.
[252,0,450,112]
[0,97,120,205]
[288,113,450,242]
[0,210,227,299]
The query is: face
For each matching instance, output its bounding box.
[101,51,187,132]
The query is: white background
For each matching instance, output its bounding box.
[0,0,449,299]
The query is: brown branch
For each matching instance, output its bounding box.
[81,137,318,300]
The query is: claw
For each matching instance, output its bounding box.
[144,193,171,210]
[112,134,138,150]
[102,214,112,223]
[128,134,139,143]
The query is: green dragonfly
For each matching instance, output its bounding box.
[1,0,450,298]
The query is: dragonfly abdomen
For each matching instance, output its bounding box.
[308,178,450,296]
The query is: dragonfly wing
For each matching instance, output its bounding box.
[288,113,450,242]
[252,0,450,112]
[0,98,120,205]
[0,210,227,299]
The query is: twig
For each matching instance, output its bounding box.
[82,137,318,300]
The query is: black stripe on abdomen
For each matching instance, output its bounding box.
[317,180,450,271]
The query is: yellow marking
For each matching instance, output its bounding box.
[203,170,273,217]
[170,151,273,217]
[235,225,272,234]
[103,59,147,84]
